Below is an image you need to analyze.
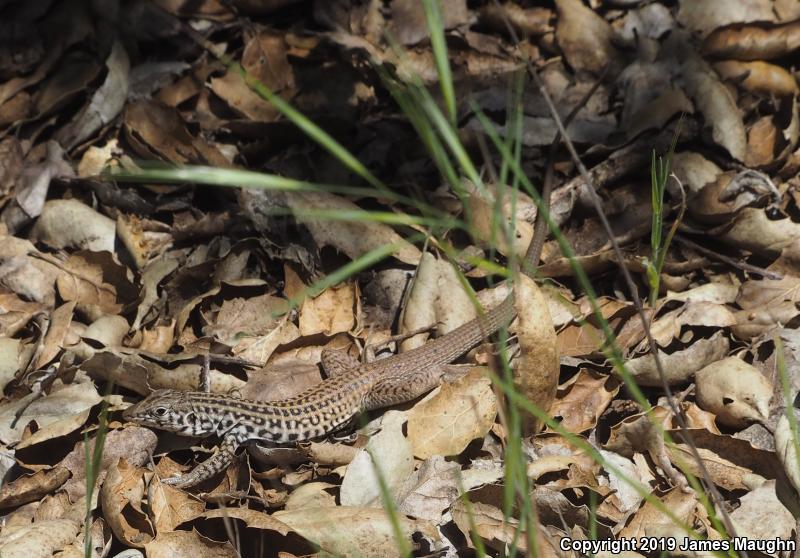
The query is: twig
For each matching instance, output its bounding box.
[674,235,783,280]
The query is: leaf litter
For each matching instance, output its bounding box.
[1,0,800,556]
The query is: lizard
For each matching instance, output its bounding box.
[122,120,566,488]
[123,209,544,488]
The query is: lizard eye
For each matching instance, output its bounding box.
[153,407,168,417]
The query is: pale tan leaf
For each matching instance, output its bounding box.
[143,530,237,558]
[340,411,414,507]
[695,357,772,428]
[514,274,559,434]
[274,506,438,558]
[100,459,154,547]
[407,367,497,459]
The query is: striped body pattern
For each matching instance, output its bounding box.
[123,292,516,487]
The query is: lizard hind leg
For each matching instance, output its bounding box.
[320,348,361,378]
[363,365,446,410]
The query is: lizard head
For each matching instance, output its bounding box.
[123,389,211,436]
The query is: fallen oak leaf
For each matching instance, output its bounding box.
[407,366,497,459]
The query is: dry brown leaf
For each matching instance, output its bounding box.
[466,187,533,260]
[298,282,356,337]
[626,332,729,387]
[745,115,778,167]
[0,380,101,447]
[274,506,438,558]
[0,517,82,558]
[554,0,620,75]
[667,429,783,491]
[31,199,115,252]
[283,482,337,510]
[396,455,460,522]
[549,369,619,433]
[60,426,157,502]
[732,301,800,340]
[677,0,775,37]
[288,191,421,265]
[478,3,552,37]
[149,478,206,534]
[34,300,76,369]
[452,499,563,556]
[716,207,800,256]
[389,0,469,46]
[774,412,800,494]
[407,367,497,459]
[703,19,800,60]
[618,487,698,539]
[143,530,237,558]
[514,274,559,433]
[0,466,69,509]
[340,411,414,507]
[729,480,795,549]
[695,357,772,428]
[714,60,798,97]
[397,252,438,351]
[100,458,154,548]
[682,51,747,161]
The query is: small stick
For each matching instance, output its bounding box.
[674,235,783,280]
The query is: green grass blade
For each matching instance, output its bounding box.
[422,0,457,125]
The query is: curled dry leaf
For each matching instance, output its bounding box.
[554,0,620,75]
[34,300,76,369]
[670,151,722,198]
[695,357,773,429]
[31,199,115,252]
[60,426,157,502]
[732,301,800,340]
[274,506,438,558]
[406,366,497,460]
[0,466,70,509]
[0,336,23,391]
[695,358,772,429]
[100,458,154,548]
[143,530,237,558]
[0,517,82,558]
[514,274,558,433]
[626,331,730,387]
[774,412,800,495]
[148,478,206,534]
[677,0,775,37]
[729,480,795,548]
[288,190,421,265]
[668,428,784,491]
[340,411,414,507]
[298,282,356,337]
[397,252,437,351]
[714,60,798,97]
[703,20,800,60]
[466,187,533,260]
[284,481,337,510]
[715,207,800,256]
[396,455,460,522]
[682,51,747,161]
[618,487,697,539]
[0,380,101,447]
[548,369,619,433]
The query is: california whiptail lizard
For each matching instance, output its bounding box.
[123,288,521,487]
[124,140,558,490]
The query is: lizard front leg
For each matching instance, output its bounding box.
[161,432,243,488]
